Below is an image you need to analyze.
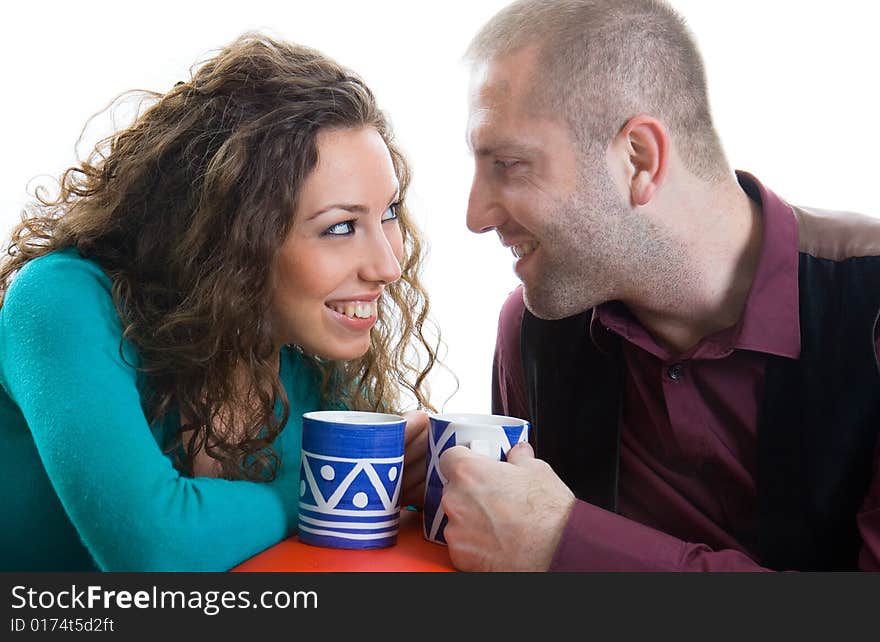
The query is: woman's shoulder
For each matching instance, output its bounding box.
[9,248,110,293]
[0,249,132,392]
[3,249,112,312]
[1,248,119,343]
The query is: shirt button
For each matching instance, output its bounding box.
[667,363,684,381]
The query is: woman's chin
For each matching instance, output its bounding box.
[305,339,371,362]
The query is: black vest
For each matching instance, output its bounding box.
[521,253,880,570]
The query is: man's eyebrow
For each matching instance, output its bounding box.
[466,133,541,158]
[472,139,539,158]
[306,185,400,221]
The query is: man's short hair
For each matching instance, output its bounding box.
[466,0,730,181]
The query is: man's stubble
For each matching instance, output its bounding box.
[522,164,685,321]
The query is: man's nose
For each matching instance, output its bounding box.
[466,173,506,234]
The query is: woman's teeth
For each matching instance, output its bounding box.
[512,241,538,258]
[328,301,378,319]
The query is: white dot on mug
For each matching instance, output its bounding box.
[388,467,397,482]
[321,465,335,481]
[353,492,368,508]
[300,480,306,497]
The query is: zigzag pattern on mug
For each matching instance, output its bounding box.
[299,450,403,514]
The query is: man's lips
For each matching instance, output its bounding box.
[510,241,539,259]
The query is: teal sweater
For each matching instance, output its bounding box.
[0,249,320,571]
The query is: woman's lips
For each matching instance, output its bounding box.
[325,300,378,319]
[324,299,378,332]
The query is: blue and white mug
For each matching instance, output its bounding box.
[298,410,406,549]
[423,413,530,545]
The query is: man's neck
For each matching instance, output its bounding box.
[623,178,764,356]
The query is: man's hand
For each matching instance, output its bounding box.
[400,410,429,507]
[438,442,575,571]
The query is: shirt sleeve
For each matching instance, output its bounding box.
[547,324,880,572]
[550,393,880,572]
[549,501,774,571]
[857,441,880,571]
[0,255,299,571]
[491,286,530,421]
[484,288,880,572]
[855,329,880,570]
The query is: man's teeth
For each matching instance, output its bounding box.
[328,301,378,319]
[511,241,538,258]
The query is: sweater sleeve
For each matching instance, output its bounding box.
[0,253,299,571]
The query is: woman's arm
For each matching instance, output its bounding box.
[0,253,299,571]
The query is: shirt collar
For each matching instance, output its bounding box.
[590,171,801,361]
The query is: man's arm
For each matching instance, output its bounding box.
[491,286,530,421]
[856,331,880,570]
[458,287,880,571]
[439,441,773,571]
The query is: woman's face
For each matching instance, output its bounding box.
[269,126,404,360]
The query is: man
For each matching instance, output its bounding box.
[438,0,880,571]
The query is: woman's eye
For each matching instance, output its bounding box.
[325,220,355,236]
[382,203,399,222]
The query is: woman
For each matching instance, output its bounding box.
[0,33,438,571]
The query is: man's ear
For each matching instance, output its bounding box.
[611,114,669,207]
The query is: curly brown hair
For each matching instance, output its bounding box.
[0,32,439,481]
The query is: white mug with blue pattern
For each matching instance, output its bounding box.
[423,413,530,545]
[298,410,406,549]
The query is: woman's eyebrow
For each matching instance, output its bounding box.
[307,184,400,221]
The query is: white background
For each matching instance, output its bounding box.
[2,1,878,413]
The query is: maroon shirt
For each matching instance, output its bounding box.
[491,173,880,571]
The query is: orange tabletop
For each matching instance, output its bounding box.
[232,508,455,572]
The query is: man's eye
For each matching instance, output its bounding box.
[325,220,355,236]
[381,203,399,222]
[494,159,520,170]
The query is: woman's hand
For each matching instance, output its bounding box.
[400,410,429,507]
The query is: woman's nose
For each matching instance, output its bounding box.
[360,227,403,284]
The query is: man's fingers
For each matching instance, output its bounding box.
[437,444,477,479]
[505,441,535,465]
[440,441,534,479]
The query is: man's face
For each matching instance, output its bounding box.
[466,47,636,320]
